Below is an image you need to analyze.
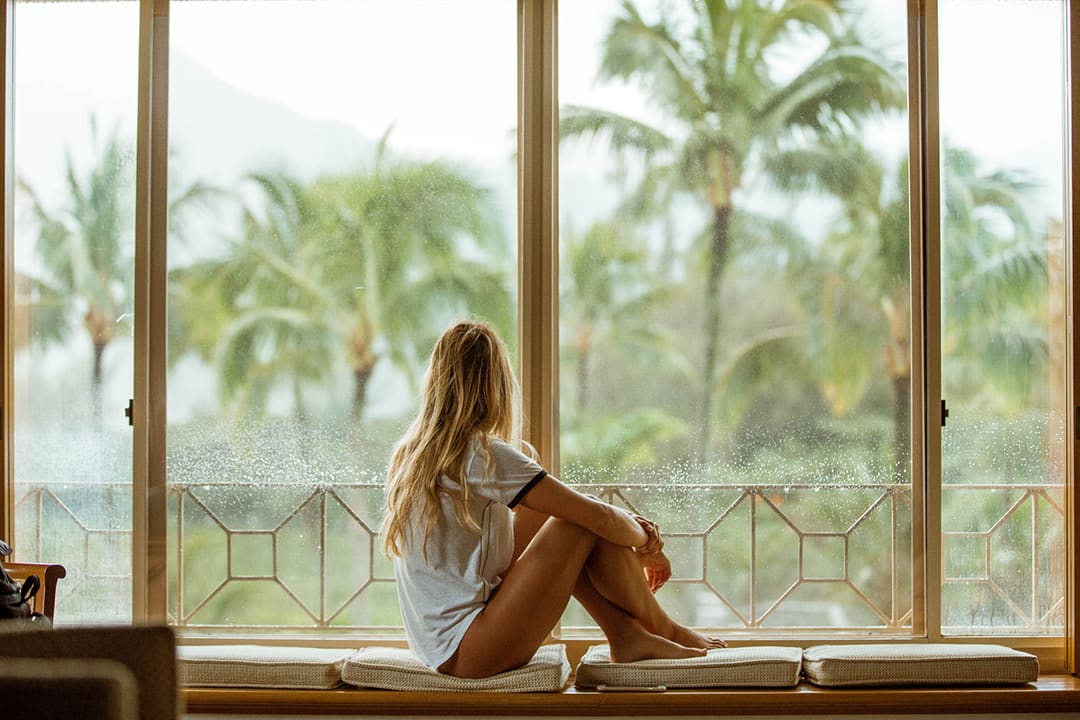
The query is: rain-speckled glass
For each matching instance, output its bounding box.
[558,0,913,633]
[12,0,139,624]
[165,0,517,631]
[939,0,1066,635]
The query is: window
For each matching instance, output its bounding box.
[11,0,139,623]
[938,0,1066,634]
[165,0,518,630]
[558,0,915,633]
[0,0,1073,656]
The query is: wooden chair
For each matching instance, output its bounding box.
[5,562,66,621]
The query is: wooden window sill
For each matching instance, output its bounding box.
[183,674,1080,716]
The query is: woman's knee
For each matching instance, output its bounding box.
[540,516,596,550]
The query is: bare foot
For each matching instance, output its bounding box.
[608,621,706,663]
[666,621,728,650]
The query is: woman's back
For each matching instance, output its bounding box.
[393,436,546,669]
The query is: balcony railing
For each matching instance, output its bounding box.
[13,479,1064,634]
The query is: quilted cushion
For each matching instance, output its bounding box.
[802,643,1039,687]
[342,643,570,692]
[178,645,352,689]
[574,645,803,689]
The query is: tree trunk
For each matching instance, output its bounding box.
[577,349,589,414]
[698,204,732,466]
[892,371,910,483]
[347,364,375,453]
[575,322,593,414]
[352,366,374,423]
[92,341,105,425]
[882,285,911,483]
[84,305,114,426]
[348,317,378,431]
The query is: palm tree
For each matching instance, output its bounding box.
[558,218,691,479]
[560,0,905,465]
[18,119,218,424]
[171,171,340,423]
[172,131,512,430]
[768,136,907,474]
[315,133,511,422]
[18,118,133,422]
[939,145,1046,409]
[560,219,679,412]
[773,139,1042,478]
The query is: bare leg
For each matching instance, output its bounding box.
[512,507,691,658]
[512,507,723,654]
[440,517,702,678]
[585,539,726,651]
[571,573,706,662]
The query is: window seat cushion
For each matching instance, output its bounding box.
[341,643,570,693]
[178,645,353,690]
[574,645,803,689]
[801,643,1040,687]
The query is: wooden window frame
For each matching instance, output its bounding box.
[0,0,1075,673]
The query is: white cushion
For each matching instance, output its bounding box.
[342,643,570,692]
[802,643,1039,687]
[574,645,803,689]
[178,645,351,689]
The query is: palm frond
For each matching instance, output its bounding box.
[602,0,709,118]
[560,106,674,159]
[759,39,905,137]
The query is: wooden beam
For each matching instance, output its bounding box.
[517,0,559,473]
[0,0,12,547]
[183,675,1080,717]
[1067,0,1080,678]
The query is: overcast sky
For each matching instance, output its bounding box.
[11,0,1066,205]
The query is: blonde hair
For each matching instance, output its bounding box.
[381,320,517,560]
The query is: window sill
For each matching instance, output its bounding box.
[183,674,1080,716]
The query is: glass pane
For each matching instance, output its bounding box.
[558,1,912,632]
[939,0,1066,635]
[166,0,517,632]
[11,0,138,624]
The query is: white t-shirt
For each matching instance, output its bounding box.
[393,436,547,669]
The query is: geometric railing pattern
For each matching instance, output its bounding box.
[165,480,398,631]
[940,483,1065,633]
[13,480,1065,634]
[575,483,915,632]
[14,481,132,624]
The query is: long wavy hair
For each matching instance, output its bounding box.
[381,320,517,560]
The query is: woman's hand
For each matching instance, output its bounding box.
[638,549,672,592]
[632,514,663,555]
[630,514,668,592]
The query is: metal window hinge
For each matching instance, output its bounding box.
[124,398,134,427]
[941,399,949,427]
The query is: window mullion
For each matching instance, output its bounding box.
[1067,0,1080,677]
[0,0,12,546]
[517,0,559,473]
[907,0,943,641]
[133,0,169,623]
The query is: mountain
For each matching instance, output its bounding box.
[169,53,376,185]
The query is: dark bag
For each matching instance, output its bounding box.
[0,539,40,620]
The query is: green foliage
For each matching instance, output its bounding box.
[18,116,134,399]
[560,0,906,462]
[941,146,1048,412]
[170,136,513,425]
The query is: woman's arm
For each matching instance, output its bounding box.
[517,475,650,549]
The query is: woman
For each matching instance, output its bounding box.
[382,320,724,678]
